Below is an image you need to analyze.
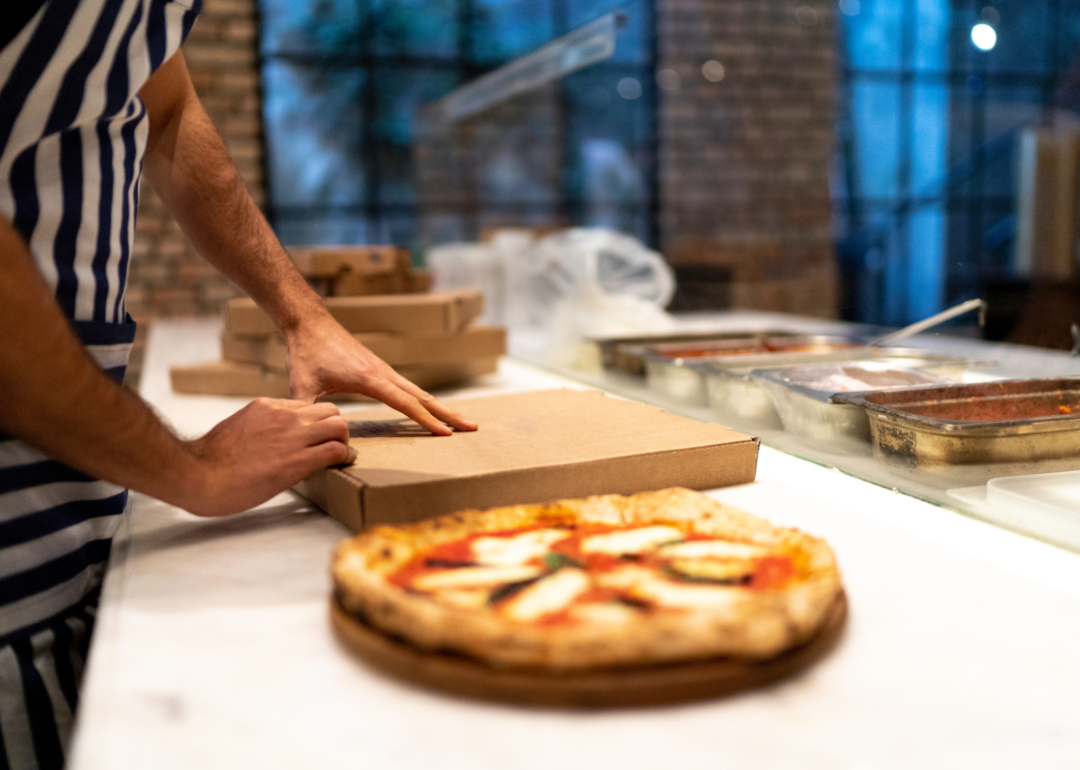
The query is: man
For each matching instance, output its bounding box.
[0,1,475,766]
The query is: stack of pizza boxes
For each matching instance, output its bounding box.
[169,246,506,400]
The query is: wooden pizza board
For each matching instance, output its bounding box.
[330,592,847,709]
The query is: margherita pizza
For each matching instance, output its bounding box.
[331,488,842,670]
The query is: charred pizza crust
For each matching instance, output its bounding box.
[331,488,842,670]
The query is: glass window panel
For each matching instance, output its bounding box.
[910,83,949,195]
[608,0,649,65]
[1056,0,1080,71]
[373,68,462,205]
[259,0,361,57]
[369,0,458,59]
[273,214,374,247]
[262,62,366,208]
[979,85,1042,198]
[471,0,555,64]
[568,0,633,30]
[982,1,1050,75]
[904,205,946,319]
[470,93,563,209]
[850,79,900,199]
[842,0,903,71]
[912,0,950,72]
[563,67,651,234]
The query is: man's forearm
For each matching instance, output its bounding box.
[0,213,353,516]
[0,216,206,505]
[139,52,326,334]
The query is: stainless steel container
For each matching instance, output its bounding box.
[754,362,957,450]
[706,350,977,430]
[833,377,1080,483]
[593,330,798,376]
[633,335,868,406]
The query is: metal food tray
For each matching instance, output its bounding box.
[753,362,957,451]
[631,335,871,406]
[833,377,1080,485]
[593,329,798,376]
[708,350,977,430]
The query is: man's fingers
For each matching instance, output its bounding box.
[296,402,341,424]
[368,380,453,436]
[299,440,353,474]
[388,372,478,432]
[305,415,350,446]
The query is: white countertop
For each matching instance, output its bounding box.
[69,317,1080,769]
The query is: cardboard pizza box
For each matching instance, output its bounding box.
[221,325,506,372]
[219,332,267,366]
[406,268,432,294]
[224,289,484,336]
[258,325,507,373]
[287,245,402,278]
[293,389,759,531]
[330,271,407,297]
[170,356,499,400]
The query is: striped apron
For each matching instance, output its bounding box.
[0,0,201,766]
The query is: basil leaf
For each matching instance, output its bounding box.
[488,576,541,605]
[543,552,584,571]
[663,566,752,586]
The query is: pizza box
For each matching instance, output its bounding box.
[293,389,759,531]
[287,245,404,278]
[224,289,484,336]
[169,356,499,400]
[260,326,506,373]
[220,326,506,372]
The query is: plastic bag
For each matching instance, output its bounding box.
[505,228,677,368]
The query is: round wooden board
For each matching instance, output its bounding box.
[330,592,847,709]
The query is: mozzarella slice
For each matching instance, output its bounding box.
[413,565,541,591]
[471,529,571,566]
[502,568,590,622]
[597,565,740,610]
[668,557,755,581]
[580,525,684,555]
[569,602,638,625]
[659,540,767,560]
[635,578,741,610]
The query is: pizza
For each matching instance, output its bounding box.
[331,487,842,670]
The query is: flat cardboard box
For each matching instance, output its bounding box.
[293,389,759,531]
[258,325,507,373]
[330,271,407,297]
[170,356,499,400]
[287,246,403,278]
[224,289,484,336]
[220,325,506,372]
[219,333,266,366]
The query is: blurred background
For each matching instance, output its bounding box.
[127,0,1080,374]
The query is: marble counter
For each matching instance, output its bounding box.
[68,318,1080,769]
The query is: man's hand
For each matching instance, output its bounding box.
[139,53,479,437]
[285,315,478,437]
[178,399,354,517]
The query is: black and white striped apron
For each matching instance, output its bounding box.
[0,0,201,766]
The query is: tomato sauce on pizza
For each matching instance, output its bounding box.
[386,521,799,627]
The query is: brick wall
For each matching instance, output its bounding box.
[656,0,839,317]
[124,0,263,383]
[127,0,262,323]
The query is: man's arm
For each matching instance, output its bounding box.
[138,52,477,437]
[0,215,352,517]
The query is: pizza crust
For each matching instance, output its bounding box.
[331,488,842,670]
